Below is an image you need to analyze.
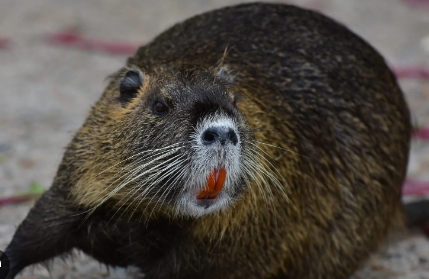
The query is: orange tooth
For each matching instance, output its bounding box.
[208,191,219,199]
[197,169,217,199]
[197,190,209,199]
[215,168,226,192]
[206,169,217,192]
[197,168,227,199]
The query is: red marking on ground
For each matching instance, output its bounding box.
[401,0,429,10]
[42,32,429,82]
[393,66,429,79]
[403,179,429,196]
[414,128,429,140]
[0,194,40,207]
[0,37,10,49]
[45,31,139,55]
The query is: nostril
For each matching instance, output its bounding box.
[201,127,238,146]
[228,129,238,145]
[202,129,218,145]
[204,132,215,142]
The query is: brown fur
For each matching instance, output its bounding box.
[4,3,411,279]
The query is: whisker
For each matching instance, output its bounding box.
[109,152,186,225]
[246,164,276,208]
[75,143,184,210]
[145,156,188,222]
[78,146,184,225]
[241,158,272,209]
[251,140,312,160]
[84,146,183,210]
[245,144,289,200]
[127,153,187,221]
[78,143,185,187]
[118,152,184,219]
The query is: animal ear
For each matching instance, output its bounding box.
[119,68,144,103]
[215,65,235,83]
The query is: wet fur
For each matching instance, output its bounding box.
[4,3,410,279]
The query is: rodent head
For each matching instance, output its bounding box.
[75,65,265,219]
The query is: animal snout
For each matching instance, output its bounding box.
[201,127,238,146]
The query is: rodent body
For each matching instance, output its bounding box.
[3,3,411,279]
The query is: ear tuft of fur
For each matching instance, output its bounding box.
[216,66,235,83]
[119,68,144,103]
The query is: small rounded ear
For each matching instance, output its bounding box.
[215,65,235,83]
[119,68,144,103]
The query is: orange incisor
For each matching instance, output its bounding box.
[197,168,226,199]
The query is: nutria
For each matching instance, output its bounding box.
[1,2,416,279]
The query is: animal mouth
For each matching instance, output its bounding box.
[197,167,226,199]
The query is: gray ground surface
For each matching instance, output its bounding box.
[1,0,429,278]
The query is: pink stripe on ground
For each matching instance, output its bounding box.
[45,31,139,55]
[0,37,10,49]
[393,66,429,79]
[0,194,40,207]
[401,0,429,10]
[414,128,429,140]
[403,179,429,196]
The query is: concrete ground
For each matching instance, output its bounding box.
[1,0,429,278]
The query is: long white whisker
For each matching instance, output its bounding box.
[252,140,312,159]
[85,146,183,211]
[79,143,184,186]
[246,164,275,207]
[124,153,186,221]
[246,142,289,199]
[241,158,271,208]
[145,156,188,222]
[78,144,184,212]
[79,147,184,224]
[110,152,185,224]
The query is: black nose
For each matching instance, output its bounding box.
[201,127,238,146]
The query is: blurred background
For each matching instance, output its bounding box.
[1,0,429,278]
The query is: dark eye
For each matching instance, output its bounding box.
[152,100,169,115]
